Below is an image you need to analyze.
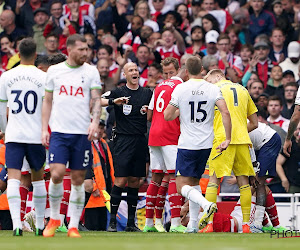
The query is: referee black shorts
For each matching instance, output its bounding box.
[113,134,148,177]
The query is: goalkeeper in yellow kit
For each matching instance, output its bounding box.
[199,69,258,233]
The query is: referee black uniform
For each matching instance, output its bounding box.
[104,84,152,231]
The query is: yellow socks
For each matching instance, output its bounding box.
[239,184,251,223]
[205,182,218,222]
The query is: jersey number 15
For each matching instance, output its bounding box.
[189,101,207,123]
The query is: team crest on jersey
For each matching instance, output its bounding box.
[123,104,132,115]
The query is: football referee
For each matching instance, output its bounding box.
[101,62,152,232]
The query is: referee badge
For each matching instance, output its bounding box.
[123,104,132,115]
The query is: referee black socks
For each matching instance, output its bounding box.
[127,187,139,227]
[110,185,124,222]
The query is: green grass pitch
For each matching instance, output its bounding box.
[0,231,299,250]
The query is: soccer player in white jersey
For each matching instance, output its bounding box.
[41,34,102,238]
[0,38,47,236]
[164,56,232,233]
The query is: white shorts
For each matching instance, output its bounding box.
[149,145,178,174]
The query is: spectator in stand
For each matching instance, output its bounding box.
[267,95,290,132]
[249,0,275,43]
[63,0,95,21]
[97,59,116,93]
[155,23,185,62]
[202,30,219,56]
[44,34,60,56]
[202,55,219,73]
[248,80,264,104]
[151,0,167,28]
[271,0,293,44]
[5,35,26,70]
[232,8,251,44]
[202,14,220,33]
[0,35,16,70]
[185,25,206,55]
[44,18,77,55]
[225,24,242,56]
[257,93,269,111]
[140,25,153,44]
[240,44,254,72]
[101,34,118,56]
[282,82,298,119]
[175,3,191,35]
[133,1,159,33]
[15,0,50,35]
[180,53,193,66]
[190,0,201,22]
[32,8,49,54]
[135,45,151,87]
[269,28,287,64]
[97,45,118,78]
[281,0,295,25]
[277,121,300,194]
[264,65,284,101]
[48,0,64,36]
[146,62,163,90]
[0,10,27,41]
[95,0,113,27]
[60,0,96,36]
[282,70,296,86]
[279,42,300,81]
[251,40,277,88]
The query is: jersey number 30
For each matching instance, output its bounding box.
[189,101,207,123]
[11,90,38,114]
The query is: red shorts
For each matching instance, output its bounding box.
[213,212,234,232]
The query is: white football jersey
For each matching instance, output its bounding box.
[169,79,223,150]
[46,62,101,134]
[249,122,277,151]
[0,65,46,143]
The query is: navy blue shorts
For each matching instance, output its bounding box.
[256,133,281,177]
[176,148,211,179]
[0,167,8,182]
[49,132,92,170]
[5,143,46,172]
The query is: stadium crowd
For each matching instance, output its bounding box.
[0,0,300,236]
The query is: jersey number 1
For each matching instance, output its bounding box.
[11,90,38,114]
[230,88,238,106]
[189,101,207,123]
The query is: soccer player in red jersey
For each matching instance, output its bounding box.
[143,57,188,232]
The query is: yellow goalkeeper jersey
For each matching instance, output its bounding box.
[213,80,257,144]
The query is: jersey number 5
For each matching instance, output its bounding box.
[11,90,38,114]
[189,101,207,123]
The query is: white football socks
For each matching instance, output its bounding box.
[49,179,63,220]
[187,186,201,229]
[254,205,265,228]
[145,218,154,227]
[181,185,210,209]
[32,180,47,230]
[68,184,85,229]
[7,179,22,230]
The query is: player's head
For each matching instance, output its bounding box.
[123,62,139,86]
[35,54,49,72]
[48,53,67,66]
[204,69,226,84]
[19,38,37,62]
[161,57,179,80]
[66,34,88,66]
[185,56,203,77]
[176,65,189,82]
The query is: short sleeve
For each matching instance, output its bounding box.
[45,66,55,92]
[90,66,102,90]
[0,74,7,102]
[214,87,224,103]
[169,85,180,108]
[101,88,119,99]
[148,91,155,110]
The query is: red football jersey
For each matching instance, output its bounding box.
[148,77,182,146]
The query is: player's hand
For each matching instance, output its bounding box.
[114,96,130,105]
[87,122,98,141]
[216,139,230,153]
[283,139,292,157]
[249,175,259,189]
[140,105,148,115]
[281,178,290,192]
[42,130,50,147]
[92,188,100,197]
[180,201,189,222]
[226,175,237,185]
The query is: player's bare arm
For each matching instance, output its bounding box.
[215,99,231,152]
[164,103,179,121]
[283,105,300,156]
[88,89,102,141]
[247,113,258,133]
[41,91,53,147]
